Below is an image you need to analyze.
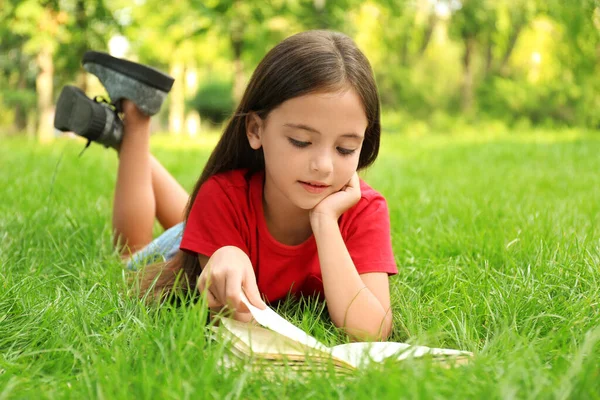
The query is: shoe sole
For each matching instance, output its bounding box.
[82,51,174,93]
[54,85,105,141]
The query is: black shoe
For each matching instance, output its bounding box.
[54,85,123,149]
[82,51,174,116]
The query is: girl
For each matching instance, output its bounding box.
[55,30,397,341]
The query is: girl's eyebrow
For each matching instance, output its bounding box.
[283,123,364,139]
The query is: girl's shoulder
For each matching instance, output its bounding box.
[193,169,257,216]
[207,168,253,190]
[199,169,260,210]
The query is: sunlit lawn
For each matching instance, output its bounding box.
[1,128,599,398]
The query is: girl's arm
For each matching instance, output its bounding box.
[312,215,392,341]
[310,172,393,341]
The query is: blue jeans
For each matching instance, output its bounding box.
[126,222,184,270]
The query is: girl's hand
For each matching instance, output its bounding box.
[310,172,361,224]
[196,246,266,316]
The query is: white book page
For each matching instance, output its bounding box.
[240,293,472,368]
[331,342,411,367]
[331,342,473,367]
[240,293,330,352]
[219,318,323,357]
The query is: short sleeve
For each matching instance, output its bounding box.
[180,178,249,258]
[344,196,397,276]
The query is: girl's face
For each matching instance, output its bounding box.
[247,88,368,212]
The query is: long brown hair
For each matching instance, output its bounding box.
[137,30,382,299]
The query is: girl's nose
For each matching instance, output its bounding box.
[310,151,333,175]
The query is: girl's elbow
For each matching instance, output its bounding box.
[370,318,394,341]
[379,318,393,341]
[343,316,393,342]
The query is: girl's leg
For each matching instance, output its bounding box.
[112,101,154,253]
[150,154,188,230]
[112,100,188,255]
[54,55,183,255]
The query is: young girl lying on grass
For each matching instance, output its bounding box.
[54,30,397,341]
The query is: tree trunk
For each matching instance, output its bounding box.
[77,70,88,92]
[14,54,28,133]
[314,0,327,29]
[231,36,244,104]
[76,0,88,92]
[400,16,414,66]
[168,61,185,135]
[484,30,493,77]
[499,24,523,76]
[184,65,200,136]
[36,46,54,142]
[418,14,437,57]
[461,36,475,113]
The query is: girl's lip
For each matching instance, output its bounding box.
[299,180,329,187]
[299,181,330,193]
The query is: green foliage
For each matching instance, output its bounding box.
[188,79,235,124]
[477,77,576,126]
[2,0,600,133]
[2,133,600,396]
[575,77,600,128]
[0,89,37,110]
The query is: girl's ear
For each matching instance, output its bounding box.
[246,112,264,150]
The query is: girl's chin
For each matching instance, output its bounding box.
[287,193,325,211]
[291,200,319,211]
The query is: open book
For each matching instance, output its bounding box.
[213,294,473,374]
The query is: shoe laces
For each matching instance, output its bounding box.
[93,95,118,111]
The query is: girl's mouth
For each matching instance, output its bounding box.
[299,181,330,194]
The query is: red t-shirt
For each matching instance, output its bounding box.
[180,169,397,303]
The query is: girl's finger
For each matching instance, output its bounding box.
[197,273,206,293]
[348,171,359,188]
[206,288,221,309]
[212,270,228,307]
[198,274,221,308]
[242,268,266,310]
[225,270,243,310]
[340,172,358,192]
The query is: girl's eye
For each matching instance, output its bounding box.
[288,138,310,148]
[337,147,356,156]
[288,137,356,156]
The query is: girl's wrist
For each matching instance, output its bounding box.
[310,212,338,233]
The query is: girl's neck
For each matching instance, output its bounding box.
[262,178,312,246]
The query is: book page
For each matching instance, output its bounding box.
[219,318,325,358]
[331,342,473,367]
[218,318,357,372]
[239,292,472,368]
[240,292,329,352]
[331,342,410,367]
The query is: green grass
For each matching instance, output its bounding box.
[1,130,599,399]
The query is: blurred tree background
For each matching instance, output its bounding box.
[1,0,599,140]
